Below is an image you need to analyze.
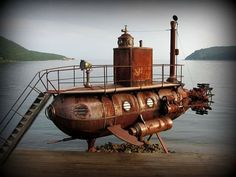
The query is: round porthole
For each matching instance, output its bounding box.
[123,101,131,112]
[146,98,154,108]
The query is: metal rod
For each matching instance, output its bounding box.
[162,64,164,87]
[57,70,60,92]
[167,20,177,83]
[170,21,176,78]
[156,133,169,153]
[73,66,76,87]
[46,70,49,90]
[147,134,153,141]
[104,65,106,93]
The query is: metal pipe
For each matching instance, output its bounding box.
[84,69,91,88]
[73,66,75,87]
[139,40,143,47]
[167,19,177,83]
[129,117,173,137]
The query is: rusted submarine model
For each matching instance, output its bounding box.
[0,16,213,164]
[45,16,213,152]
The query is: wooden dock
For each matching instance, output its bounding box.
[1,149,235,177]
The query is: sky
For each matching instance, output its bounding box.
[0,0,235,62]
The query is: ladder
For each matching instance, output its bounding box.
[0,70,54,165]
[0,92,51,164]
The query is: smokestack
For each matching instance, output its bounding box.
[167,15,178,83]
[139,40,143,47]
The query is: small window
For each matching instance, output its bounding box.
[146,98,154,108]
[123,101,131,112]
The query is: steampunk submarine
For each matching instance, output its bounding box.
[0,16,213,164]
[45,16,213,152]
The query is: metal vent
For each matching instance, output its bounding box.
[146,98,154,108]
[74,105,89,118]
[123,101,131,112]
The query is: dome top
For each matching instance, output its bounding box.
[117,25,134,48]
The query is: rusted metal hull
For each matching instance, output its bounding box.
[47,86,190,140]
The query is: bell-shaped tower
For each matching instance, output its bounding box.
[117,25,134,48]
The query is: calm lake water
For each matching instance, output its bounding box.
[0,59,235,154]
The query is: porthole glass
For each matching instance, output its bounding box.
[123,101,131,112]
[146,98,154,108]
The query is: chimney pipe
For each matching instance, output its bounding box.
[139,40,143,47]
[167,17,178,83]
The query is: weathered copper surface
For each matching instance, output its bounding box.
[114,47,152,87]
[47,82,212,143]
[48,88,183,139]
[107,125,143,146]
[129,117,173,137]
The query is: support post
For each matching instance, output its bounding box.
[167,18,178,83]
[87,138,96,152]
[84,69,91,88]
[156,133,169,153]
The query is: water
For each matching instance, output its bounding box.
[0,59,235,154]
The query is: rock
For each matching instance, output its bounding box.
[96,142,163,153]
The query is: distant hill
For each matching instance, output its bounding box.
[0,36,66,62]
[185,46,236,60]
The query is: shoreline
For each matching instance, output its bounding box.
[1,149,235,177]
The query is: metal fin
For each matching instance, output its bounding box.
[107,125,143,146]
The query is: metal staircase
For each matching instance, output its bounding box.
[0,92,51,164]
[0,70,54,165]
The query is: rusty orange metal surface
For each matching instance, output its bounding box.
[48,87,191,140]
[129,117,173,137]
[114,47,152,87]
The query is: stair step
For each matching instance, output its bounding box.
[12,128,20,135]
[25,110,33,116]
[33,103,40,107]
[0,92,51,164]
[17,122,25,128]
[30,104,38,110]
[34,95,45,103]
[29,108,36,112]
[8,135,15,141]
[21,116,29,122]
[3,143,10,148]
[6,140,12,146]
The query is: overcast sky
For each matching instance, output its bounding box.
[0,0,235,62]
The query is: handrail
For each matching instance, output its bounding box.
[0,71,48,143]
[39,63,184,94]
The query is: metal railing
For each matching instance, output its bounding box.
[38,63,183,93]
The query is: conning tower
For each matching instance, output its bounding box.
[114,25,153,87]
